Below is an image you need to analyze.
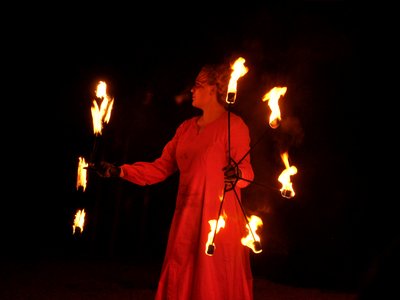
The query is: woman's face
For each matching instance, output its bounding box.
[191,71,216,109]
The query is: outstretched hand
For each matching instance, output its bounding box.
[223,161,241,191]
[93,161,121,178]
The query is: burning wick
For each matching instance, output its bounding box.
[262,86,287,129]
[76,156,88,192]
[281,189,295,199]
[241,215,263,253]
[90,81,114,165]
[206,244,215,256]
[278,151,297,199]
[269,119,280,130]
[72,208,86,235]
[225,57,248,104]
[226,92,236,104]
[91,81,114,136]
[205,215,226,256]
[252,241,262,252]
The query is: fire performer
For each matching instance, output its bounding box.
[96,62,255,300]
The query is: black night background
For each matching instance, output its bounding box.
[2,2,393,299]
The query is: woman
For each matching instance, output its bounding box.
[98,62,255,300]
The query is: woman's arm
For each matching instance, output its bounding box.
[120,121,187,186]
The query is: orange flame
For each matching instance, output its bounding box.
[278,151,297,198]
[205,215,226,256]
[205,193,226,255]
[241,215,263,253]
[226,57,249,104]
[76,156,88,191]
[91,81,114,135]
[262,86,287,129]
[72,208,86,234]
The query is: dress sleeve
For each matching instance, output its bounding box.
[230,116,254,188]
[119,121,185,186]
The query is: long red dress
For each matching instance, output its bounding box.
[120,111,255,300]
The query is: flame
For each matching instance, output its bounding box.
[205,215,226,256]
[278,151,297,198]
[76,156,88,191]
[72,208,86,234]
[262,86,287,129]
[205,192,226,255]
[226,57,249,104]
[91,81,114,135]
[241,215,263,253]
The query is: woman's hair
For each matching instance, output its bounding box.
[200,63,231,106]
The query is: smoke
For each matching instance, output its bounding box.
[273,116,304,152]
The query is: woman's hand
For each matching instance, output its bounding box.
[223,162,241,191]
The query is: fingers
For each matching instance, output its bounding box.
[223,165,239,178]
[223,162,241,191]
[225,182,234,191]
[95,161,114,178]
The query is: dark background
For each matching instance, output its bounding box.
[4,1,390,294]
